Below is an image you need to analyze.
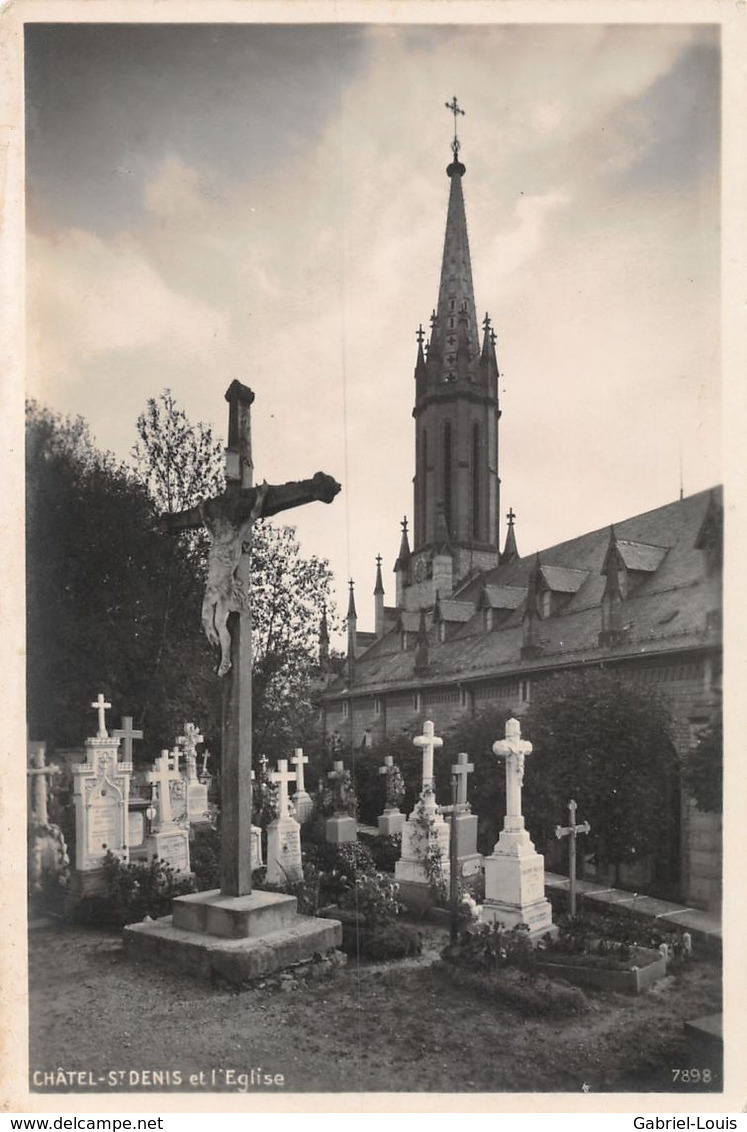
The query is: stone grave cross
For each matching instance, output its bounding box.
[91,694,112,739]
[451,752,474,809]
[555,799,591,917]
[201,749,211,779]
[158,380,340,897]
[27,746,61,825]
[177,723,204,781]
[270,759,297,819]
[413,720,442,794]
[146,751,182,827]
[493,717,533,833]
[112,716,143,763]
[291,748,309,793]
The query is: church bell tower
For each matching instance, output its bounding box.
[404,99,502,610]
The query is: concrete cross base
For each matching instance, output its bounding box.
[145,825,191,874]
[123,889,343,984]
[325,815,358,844]
[266,817,302,886]
[479,896,556,939]
[377,809,405,837]
[394,878,443,913]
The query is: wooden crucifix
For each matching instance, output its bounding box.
[158,381,340,896]
[555,799,590,918]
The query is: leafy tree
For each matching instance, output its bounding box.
[682,716,722,814]
[249,521,339,757]
[25,400,218,753]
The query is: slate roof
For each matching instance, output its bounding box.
[324,487,722,698]
[616,540,668,573]
[478,585,527,610]
[540,565,588,594]
[436,599,475,622]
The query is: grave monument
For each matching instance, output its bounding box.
[325,759,358,844]
[27,741,69,894]
[377,754,405,836]
[444,752,482,879]
[290,747,313,824]
[555,799,590,918]
[69,695,132,899]
[144,750,191,874]
[480,717,554,937]
[177,722,210,825]
[394,720,451,910]
[124,381,342,981]
[265,759,303,885]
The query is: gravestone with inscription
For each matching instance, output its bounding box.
[70,696,132,898]
[144,751,191,874]
[265,759,303,885]
[177,722,210,824]
[480,718,554,938]
[446,752,482,879]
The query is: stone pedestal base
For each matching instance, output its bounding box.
[377,809,405,837]
[292,790,314,824]
[187,781,209,823]
[480,826,554,938]
[266,816,302,885]
[325,815,357,844]
[394,797,451,909]
[123,889,342,984]
[145,825,191,874]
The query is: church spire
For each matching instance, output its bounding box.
[374,554,385,638]
[428,98,479,385]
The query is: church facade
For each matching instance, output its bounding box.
[318,127,723,912]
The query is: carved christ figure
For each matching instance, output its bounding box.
[160,471,340,676]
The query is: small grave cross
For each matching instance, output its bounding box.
[555,799,590,918]
[91,694,112,739]
[271,759,297,819]
[291,748,309,793]
[201,749,211,779]
[112,716,143,763]
[146,751,182,826]
[451,751,474,809]
[413,719,442,794]
[177,722,204,781]
[27,746,61,825]
[493,717,533,826]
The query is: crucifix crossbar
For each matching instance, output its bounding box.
[157,381,340,897]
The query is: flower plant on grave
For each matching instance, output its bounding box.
[410,788,447,904]
[341,870,404,929]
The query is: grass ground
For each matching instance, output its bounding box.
[28,920,722,1097]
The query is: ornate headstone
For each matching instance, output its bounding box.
[177,722,210,823]
[480,718,554,937]
[394,721,451,910]
[70,698,132,897]
[291,747,313,824]
[377,755,405,836]
[266,759,303,885]
[143,750,190,874]
[325,759,357,844]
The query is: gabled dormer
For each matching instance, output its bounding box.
[433,590,474,641]
[536,565,589,618]
[478,583,526,631]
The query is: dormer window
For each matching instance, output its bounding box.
[540,590,552,618]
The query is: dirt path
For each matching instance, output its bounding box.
[28,925,721,1096]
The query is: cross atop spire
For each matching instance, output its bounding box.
[445,95,465,159]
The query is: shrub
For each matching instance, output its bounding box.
[442,920,536,973]
[341,870,403,928]
[73,851,194,930]
[368,834,402,874]
[189,826,221,892]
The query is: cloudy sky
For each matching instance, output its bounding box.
[25,20,721,637]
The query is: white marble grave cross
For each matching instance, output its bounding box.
[112,716,143,762]
[413,720,442,793]
[270,759,297,819]
[146,751,182,826]
[291,748,309,793]
[91,694,112,739]
[27,747,61,825]
[451,752,474,808]
[493,717,533,825]
[555,799,590,918]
